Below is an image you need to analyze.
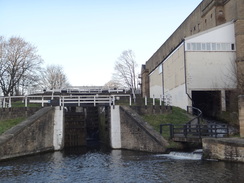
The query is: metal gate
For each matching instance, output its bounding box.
[64,111,86,147]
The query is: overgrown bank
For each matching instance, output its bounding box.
[141,107,193,149]
[0,117,26,135]
[0,103,41,135]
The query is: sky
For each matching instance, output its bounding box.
[0,0,202,86]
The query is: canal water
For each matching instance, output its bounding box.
[0,147,244,183]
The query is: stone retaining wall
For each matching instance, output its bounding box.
[0,107,41,121]
[130,105,172,115]
[202,138,244,162]
[239,95,244,137]
[0,107,55,161]
[119,106,168,153]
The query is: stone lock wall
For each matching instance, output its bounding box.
[0,107,55,161]
[0,107,41,121]
[130,105,171,116]
[202,138,244,162]
[119,106,168,153]
[239,95,244,137]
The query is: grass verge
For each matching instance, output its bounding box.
[142,106,193,149]
[0,117,26,135]
[11,101,41,108]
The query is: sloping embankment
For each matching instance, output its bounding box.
[0,107,54,161]
[120,106,168,153]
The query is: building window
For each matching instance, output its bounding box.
[206,43,211,51]
[217,43,221,50]
[202,43,206,51]
[212,43,216,51]
[158,64,162,74]
[197,43,201,50]
[185,42,235,52]
[192,43,197,50]
[221,43,227,50]
[187,43,191,50]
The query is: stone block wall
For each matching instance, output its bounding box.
[119,106,168,153]
[0,107,41,121]
[130,105,171,115]
[202,138,244,162]
[239,95,244,137]
[0,107,54,161]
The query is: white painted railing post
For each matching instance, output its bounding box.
[25,95,28,109]
[94,96,96,106]
[113,96,115,107]
[145,96,147,106]
[41,96,44,107]
[9,96,11,109]
[129,95,132,106]
[153,95,155,106]
[160,95,162,106]
[59,97,61,110]
[51,90,54,100]
[78,96,80,107]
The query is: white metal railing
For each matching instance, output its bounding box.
[0,94,132,109]
[144,95,165,106]
[0,94,169,109]
[42,88,129,94]
[60,95,113,107]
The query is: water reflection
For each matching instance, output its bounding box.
[0,147,244,183]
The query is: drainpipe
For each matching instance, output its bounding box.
[184,41,192,102]
[162,63,164,103]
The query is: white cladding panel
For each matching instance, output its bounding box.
[185,22,235,43]
[150,85,163,98]
[149,66,163,98]
[164,84,188,110]
[186,52,237,89]
[163,45,185,90]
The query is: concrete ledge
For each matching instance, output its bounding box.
[202,137,244,162]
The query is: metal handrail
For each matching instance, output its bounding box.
[160,123,229,140]
[186,106,203,125]
[0,94,132,109]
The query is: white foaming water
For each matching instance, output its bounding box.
[158,149,203,160]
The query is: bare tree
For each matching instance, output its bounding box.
[224,60,244,95]
[41,64,70,90]
[0,36,43,96]
[237,62,244,95]
[104,80,123,89]
[113,50,138,98]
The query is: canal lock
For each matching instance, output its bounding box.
[64,106,111,148]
